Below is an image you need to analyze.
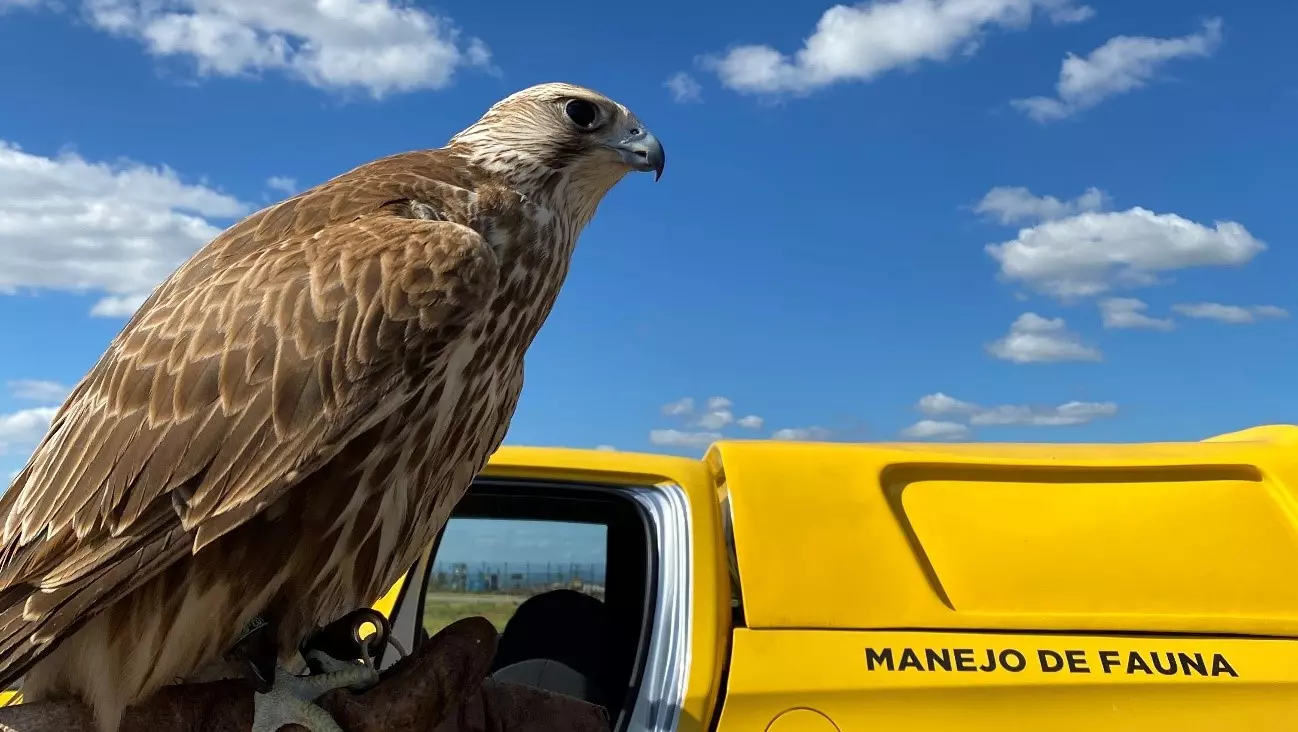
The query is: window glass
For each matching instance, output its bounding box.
[422,517,608,637]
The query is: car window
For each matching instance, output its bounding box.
[422,517,608,637]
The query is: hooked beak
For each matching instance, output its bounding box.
[611,123,665,182]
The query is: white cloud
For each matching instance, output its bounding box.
[81,0,492,97]
[973,185,1106,225]
[90,293,150,318]
[969,400,1117,426]
[771,426,832,441]
[1171,302,1290,324]
[705,396,732,411]
[900,420,971,440]
[648,429,722,449]
[1098,297,1174,330]
[7,380,69,402]
[1014,19,1222,122]
[696,410,734,430]
[664,72,702,103]
[653,396,768,444]
[0,0,43,12]
[912,392,1117,431]
[660,397,694,417]
[917,392,981,416]
[689,396,737,430]
[0,407,56,456]
[0,141,249,316]
[700,0,1092,96]
[594,444,617,452]
[986,313,1101,363]
[266,175,298,194]
[983,187,1265,300]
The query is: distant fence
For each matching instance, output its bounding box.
[426,561,607,599]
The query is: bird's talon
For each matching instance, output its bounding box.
[250,659,378,732]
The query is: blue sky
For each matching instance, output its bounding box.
[1,0,1296,503]
[436,518,608,567]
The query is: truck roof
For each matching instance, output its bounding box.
[707,424,1298,637]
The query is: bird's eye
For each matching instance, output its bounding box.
[563,99,600,130]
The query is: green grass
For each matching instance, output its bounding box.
[421,592,524,637]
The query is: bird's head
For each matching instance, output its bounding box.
[449,82,665,221]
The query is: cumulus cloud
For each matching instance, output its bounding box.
[664,72,702,103]
[79,0,492,97]
[0,380,66,457]
[973,185,1106,225]
[0,407,56,456]
[771,426,832,441]
[1014,19,1222,122]
[913,391,1117,435]
[700,0,1092,97]
[917,392,980,416]
[648,429,723,449]
[696,410,733,430]
[981,186,1265,300]
[900,419,971,440]
[1098,297,1175,330]
[7,379,70,402]
[986,313,1101,363]
[0,0,43,12]
[89,293,151,318]
[265,175,298,194]
[687,396,733,429]
[660,397,694,417]
[1171,302,1290,324]
[652,395,789,449]
[968,401,1117,426]
[0,141,249,316]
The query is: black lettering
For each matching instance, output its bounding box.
[898,648,923,671]
[1127,652,1152,675]
[1065,650,1090,673]
[925,648,951,672]
[999,649,1027,672]
[1211,653,1239,678]
[978,648,997,672]
[1151,652,1178,676]
[1099,650,1121,674]
[1038,650,1064,672]
[954,648,976,672]
[866,647,894,671]
[1178,652,1207,676]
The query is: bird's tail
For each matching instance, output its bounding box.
[0,507,191,701]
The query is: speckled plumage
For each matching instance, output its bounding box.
[0,82,662,732]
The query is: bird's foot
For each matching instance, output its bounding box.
[250,653,379,732]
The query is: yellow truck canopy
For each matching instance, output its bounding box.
[713,425,1298,638]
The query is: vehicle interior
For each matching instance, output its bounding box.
[381,478,660,731]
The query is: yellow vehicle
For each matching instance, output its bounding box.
[8,425,1298,730]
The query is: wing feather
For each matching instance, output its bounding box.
[0,165,502,683]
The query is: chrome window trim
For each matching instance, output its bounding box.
[624,483,693,732]
[381,547,431,671]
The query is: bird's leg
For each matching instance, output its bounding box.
[250,656,379,732]
[227,614,278,694]
[229,614,379,732]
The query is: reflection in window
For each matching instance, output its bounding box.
[422,517,608,637]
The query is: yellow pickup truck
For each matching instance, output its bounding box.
[8,425,1298,729]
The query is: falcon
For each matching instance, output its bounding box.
[0,82,665,732]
